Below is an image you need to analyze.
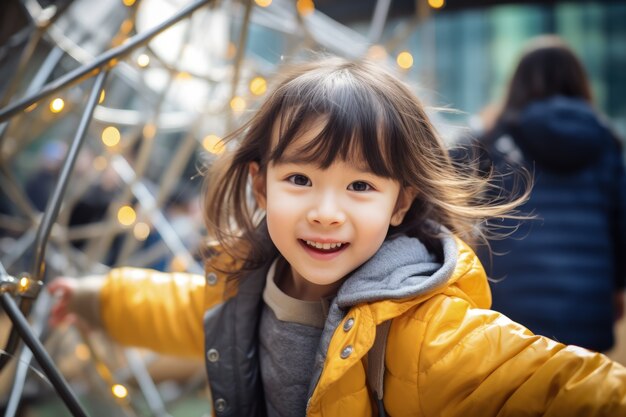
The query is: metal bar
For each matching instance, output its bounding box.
[125,349,172,417]
[227,0,253,132]
[0,71,107,374]
[0,0,212,123]
[31,70,108,280]
[0,293,90,417]
[0,46,65,153]
[3,291,52,417]
[368,0,392,43]
[111,156,203,274]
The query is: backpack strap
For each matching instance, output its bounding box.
[367,320,391,417]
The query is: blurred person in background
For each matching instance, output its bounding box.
[465,35,626,352]
[25,140,67,211]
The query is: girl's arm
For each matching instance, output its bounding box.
[99,268,207,359]
[415,296,626,416]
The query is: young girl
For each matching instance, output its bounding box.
[50,57,626,416]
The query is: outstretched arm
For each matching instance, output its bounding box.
[99,268,207,359]
[416,296,626,417]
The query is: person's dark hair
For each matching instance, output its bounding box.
[500,35,592,125]
[203,57,527,274]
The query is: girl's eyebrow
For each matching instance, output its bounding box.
[275,155,377,175]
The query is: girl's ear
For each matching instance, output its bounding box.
[249,162,267,209]
[390,187,417,226]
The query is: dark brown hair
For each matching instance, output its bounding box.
[500,35,592,125]
[203,57,525,272]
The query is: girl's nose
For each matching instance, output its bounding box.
[306,193,346,226]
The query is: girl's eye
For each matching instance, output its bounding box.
[287,174,311,186]
[348,181,372,192]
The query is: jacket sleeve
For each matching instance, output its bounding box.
[99,268,208,359]
[417,296,626,417]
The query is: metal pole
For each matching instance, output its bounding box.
[0,0,212,123]
[31,70,108,280]
[0,71,106,374]
[0,293,90,417]
[368,0,392,43]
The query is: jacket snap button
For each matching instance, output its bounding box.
[207,348,219,362]
[343,317,354,332]
[215,398,227,413]
[340,345,353,359]
[207,272,218,286]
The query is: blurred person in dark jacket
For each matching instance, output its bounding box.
[463,35,626,352]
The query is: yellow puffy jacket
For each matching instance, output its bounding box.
[99,238,626,416]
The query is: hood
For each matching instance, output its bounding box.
[336,233,458,308]
[511,96,614,172]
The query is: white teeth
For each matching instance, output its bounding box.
[305,240,343,250]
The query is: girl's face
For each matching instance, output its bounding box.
[250,121,414,297]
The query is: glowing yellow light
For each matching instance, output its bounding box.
[230,96,246,113]
[177,71,192,80]
[133,222,150,241]
[142,123,156,139]
[99,90,106,104]
[93,155,107,171]
[367,44,388,61]
[136,53,150,68]
[122,0,135,6]
[25,103,38,112]
[170,255,188,272]
[49,98,65,113]
[297,0,315,16]
[255,0,272,6]
[120,19,133,34]
[112,384,128,398]
[102,126,121,147]
[428,0,445,9]
[202,134,225,155]
[75,344,90,361]
[18,277,30,292]
[396,51,414,69]
[117,206,136,226]
[249,77,267,96]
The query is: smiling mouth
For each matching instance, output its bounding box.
[299,239,349,253]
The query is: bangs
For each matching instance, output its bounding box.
[266,68,403,179]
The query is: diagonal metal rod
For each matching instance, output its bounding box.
[0,293,90,417]
[31,70,108,281]
[3,291,52,417]
[0,0,212,123]
[368,0,391,43]
[0,71,107,375]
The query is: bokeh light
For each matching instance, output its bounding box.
[230,96,246,113]
[133,222,150,241]
[203,134,225,154]
[117,206,136,226]
[111,384,128,398]
[428,0,445,9]
[249,76,267,96]
[102,126,121,147]
[297,0,315,16]
[137,54,150,68]
[75,344,90,361]
[49,98,65,113]
[396,51,414,69]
